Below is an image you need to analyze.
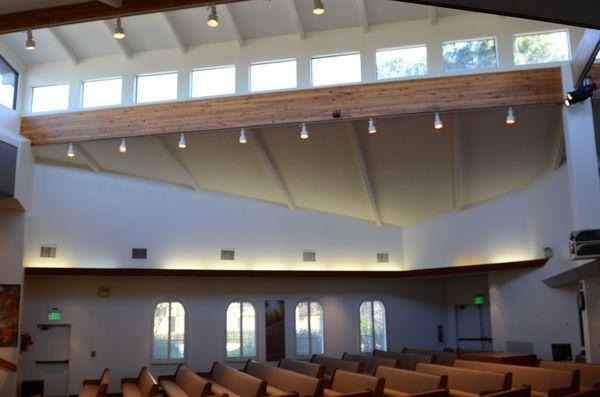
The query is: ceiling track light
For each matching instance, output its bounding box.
[368,117,377,134]
[313,0,325,15]
[119,138,127,154]
[239,128,248,144]
[178,133,187,149]
[113,17,125,40]
[207,5,219,27]
[67,143,75,158]
[565,76,597,108]
[25,30,36,51]
[300,123,309,140]
[505,106,516,125]
[434,112,443,130]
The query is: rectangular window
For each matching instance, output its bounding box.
[191,66,236,98]
[82,77,122,108]
[376,45,427,80]
[442,37,498,72]
[513,30,570,65]
[32,84,69,113]
[311,53,361,87]
[135,71,178,104]
[0,56,18,110]
[250,59,297,93]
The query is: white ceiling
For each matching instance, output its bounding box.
[0,0,465,65]
[34,105,563,227]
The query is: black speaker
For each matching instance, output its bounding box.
[551,344,573,361]
[21,380,44,397]
[437,324,444,343]
[0,140,17,198]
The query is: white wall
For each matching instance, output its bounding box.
[21,275,448,395]
[21,13,582,116]
[444,275,489,348]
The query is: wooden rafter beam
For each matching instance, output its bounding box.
[0,0,251,35]
[356,0,369,33]
[21,67,564,146]
[159,12,187,54]
[47,28,79,65]
[286,0,305,39]
[220,4,245,47]
[74,143,103,172]
[571,29,600,89]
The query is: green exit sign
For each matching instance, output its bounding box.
[48,309,62,321]
[474,294,485,305]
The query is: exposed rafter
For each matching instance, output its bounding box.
[246,129,296,211]
[428,6,437,25]
[47,28,79,65]
[220,4,245,47]
[158,137,203,191]
[285,0,305,40]
[356,0,370,33]
[451,114,463,211]
[158,12,187,54]
[347,122,382,226]
[0,38,25,72]
[100,20,130,59]
[552,112,566,170]
[98,0,123,6]
[571,29,600,88]
[74,143,103,173]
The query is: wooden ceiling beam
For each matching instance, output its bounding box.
[571,29,600,89]
[21,67,564,146]
[0,0,250,35]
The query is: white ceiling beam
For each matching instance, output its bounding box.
[158,12,187,54]
[428,6,437,25]
[552,112,566,171]
[158,137,203,191]
[0,38,26,72]
[285,0,305,40]
[220,4,245,47]
[347,122,382,226]
[98,0,123,7]
[73,143,102,173]
[100,20,130,59]
[356,0,370,33]
[46,28,78,65]
[247,130,296,211]
[451,114,463,211]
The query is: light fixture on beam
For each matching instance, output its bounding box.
[178,133,187,149]
[300,123,309,140]
[239,128,248,144]
[207,5,219,27]
[113,17,125,40]
[505,106,516,125]
[119,138,127,154]
[434,112,443,130]
[67,143,75,158]
[313,0,325,15]
[25,30,36,51]
[368,118,377,134]
[565,77,597,108]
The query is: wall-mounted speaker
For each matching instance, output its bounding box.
[0,140,17,199]
[437,324,444,344]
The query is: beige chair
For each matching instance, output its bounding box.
[415,363,511,397]
[453,360,580,397]
[342,353,401,374]
[159,365,215,397]
[79,368,110,397]
[311,355,364,387]
[202,362,267,397]
[324,369,384,397]
[245,360,324,397]
[278,358,325,379]
[373,365,448,397]
[373,350,435,370]
[121,367,159,397]
[539,361,600,392]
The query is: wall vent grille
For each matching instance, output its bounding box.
[377,252,389,263]
[132,248,147,259]
[303,251,317,262]
[40,246,57,258]
[221,249,235,261]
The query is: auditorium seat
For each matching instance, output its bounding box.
[244,359,324,397]
[202,362,266,397]
[373,350,435,370]
[311,355,364,387]
[342,353,401,374]
[278,358,325,378]
[373,365,448,397]
[324,369,384,397]
[159,365,215,397]
[414,363,511,397]
[78,368,109,397]
[121,367,159,397]
[538,361,600,392]
[404,349,457,366]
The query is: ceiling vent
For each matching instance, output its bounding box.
[377,252,389,263]
[221,249,235,261]
[132,248,147,259]
[40,246,57,258]
[303,250,317,262]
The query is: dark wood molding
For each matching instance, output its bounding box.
[25,259,547,278]
[0,0,250,35]
[571,29,600,89]
[0,357,17,372]
[21,67,563,146]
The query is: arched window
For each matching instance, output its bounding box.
[295,301,324,356]
[359,300,387,353]
[153,301,185,361]
[226,300,257,359]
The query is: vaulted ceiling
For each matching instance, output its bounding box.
[34,105,564,227]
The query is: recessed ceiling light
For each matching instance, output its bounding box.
[119,138,127,154]
[300,123,309,140]
[207,5,219,27]
[434,112,443,130]
[313,0,325,15]
[25,30,36,51]
[368,118,377,134]
[113,17,125,40]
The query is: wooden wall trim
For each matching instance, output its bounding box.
[21,67,563,146]
[0,357,17,372]
[25,259,547,278]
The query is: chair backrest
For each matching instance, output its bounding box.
[342,353,400,374]
[415,363,509,394]
[330,369,384,397]
[279,358,324,379]
[137,368,158,397]
[175,365,212,397]
[246,360,324,397]
[404,349,456,366]
[539,360,600,390]
[453,359,579,393]
[311,355,363,376]
[211,362,266,397]
[98,369,110,397]
[373,365,447,394]
[373,350,434,370]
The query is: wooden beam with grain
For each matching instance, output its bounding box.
[21,67,564,146]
